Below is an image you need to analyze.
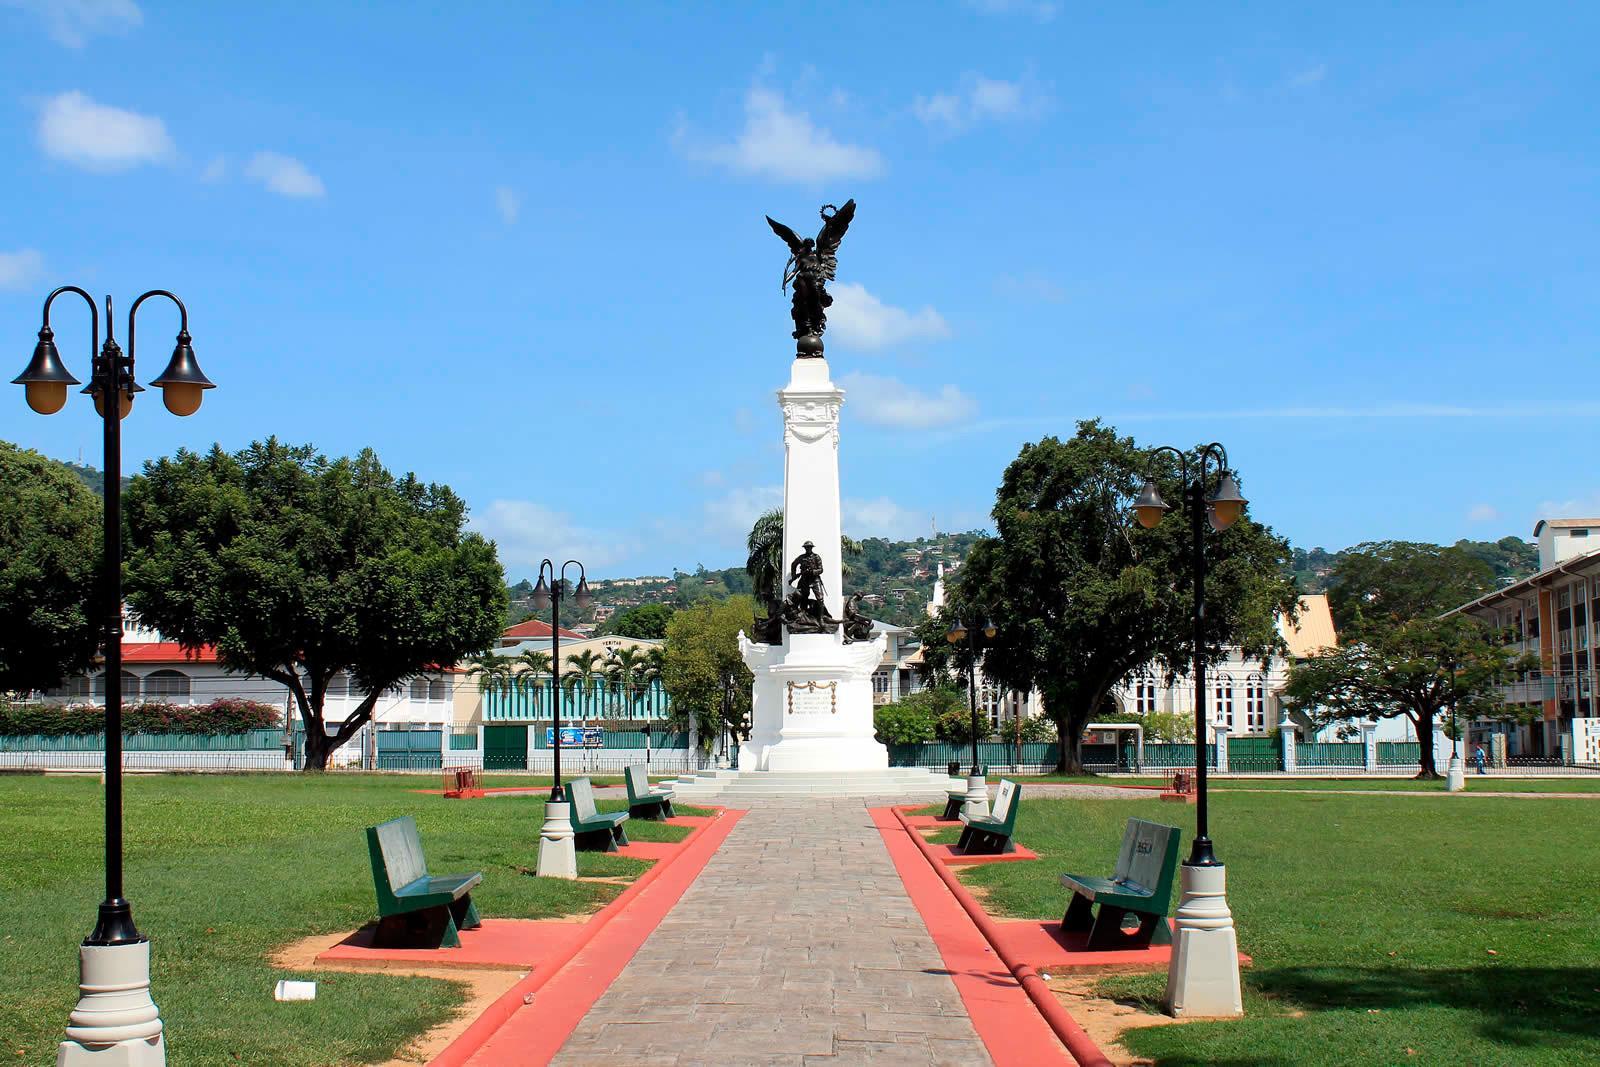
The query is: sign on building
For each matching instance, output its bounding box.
[545,726,605,748]
[1573,718,1600,766]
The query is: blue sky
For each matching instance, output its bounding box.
[3,2,1598,580]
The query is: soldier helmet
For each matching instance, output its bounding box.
[803,540,815,549]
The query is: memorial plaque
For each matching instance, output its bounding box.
[786,680,837,715]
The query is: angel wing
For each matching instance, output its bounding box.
[814,199,856,254]
[766,216,805,254]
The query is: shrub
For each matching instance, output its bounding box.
[0,698,281,737]
[874,702,936,744]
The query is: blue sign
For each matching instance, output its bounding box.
[546,726,604,749]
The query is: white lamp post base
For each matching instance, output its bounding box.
[1164,862,1243,1018]
[1445,755,1465,792]
[961,774,989,819]
[58,941,165,1066]
[536,801,578,880]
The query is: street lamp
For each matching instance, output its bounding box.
[946,612,997,817]
[1445,657,1465,792]
[15,286,214,1067]
[529,559,590,878]
[1135,442,1246,1019]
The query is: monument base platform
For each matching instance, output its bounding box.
[738,630,888,774]
[672,767,961,800]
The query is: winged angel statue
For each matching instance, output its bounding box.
[766,200,856,353]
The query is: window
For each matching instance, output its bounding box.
[429,678,449,702]
[143,670,190,699]
[327,674,348,698]
[1214,673,1235,731]
[1134,674,1158,716]
[94,671,141,700]
[1245,673,1267,732]
[872,671,890,694]
[1571,529,1590,539]
[409,678,429,702]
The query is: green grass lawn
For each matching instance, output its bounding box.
[1006,773,1600,793]
[928,792,1600,1066]
[0,774,709,1066]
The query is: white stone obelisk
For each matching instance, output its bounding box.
[739,354,888,772]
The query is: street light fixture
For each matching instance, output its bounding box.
[946,611,997,817]
[530,558,590,879]
[15,286,213,1067]
[1137,442,1246,1019]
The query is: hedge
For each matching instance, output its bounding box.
[0,698,281,736]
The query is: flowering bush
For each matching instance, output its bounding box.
[0,698,281,736]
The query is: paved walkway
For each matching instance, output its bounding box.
[551,797,994,1066]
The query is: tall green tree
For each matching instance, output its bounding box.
[1287,540,1527,778]
[603,602,674,639]
[918,421,1299,774]
[662,595,754,750]
[745,509,784,606]
[0,442,103,692]
[124,439,507,770]
[565,648,604,724]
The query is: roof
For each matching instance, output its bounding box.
[502,618,584,640]
[1448,544,1600,616]
[121,642,219,664]
[1279,595,1337,658]
[1534,518,1600,534]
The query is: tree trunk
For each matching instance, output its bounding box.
[301,726,332,772]
[1052,714,1088,775]
[1413,709,1441,779]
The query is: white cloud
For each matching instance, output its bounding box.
[36,91,172,171]
[1536,493,1600,519]
[828,282,951,350]
[963,0,1058,22]
[1288,64,1328,88]
[495,186,520,225]
[1467,504,1501,523]
[840,372,977,429]
[471,499,640,573]
[3,0,141,48]
[914,74,1047,132]
[244,151,325,198]
[994,273,1066,303]
[676,87,884,183]
[844,496,928,541]
[702,485,784,540]
[199,155,226,182]
[0,249,44,290]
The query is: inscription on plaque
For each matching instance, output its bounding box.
[786,680,837,715]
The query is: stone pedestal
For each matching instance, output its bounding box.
[961,774,990,819]
[1212,722,1229,773]
[58,941,166,1066]
[1163,863,1243,1018]
[1445,754,1465,792]
[1278,717,1298,773]
[738,355,889,774]
[536,801,577,879]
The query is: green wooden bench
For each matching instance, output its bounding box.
[940,781,968,821]
[567,777,630,851]
[365,815,482,948]
[956,779,1020,855]
[1059,817,1181,950]
[625,764,675,821]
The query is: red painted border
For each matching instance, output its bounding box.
[877,806,1116,1067]
[868,806,1076,1067]
[429,806,745,1067]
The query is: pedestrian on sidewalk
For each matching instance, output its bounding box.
[1472,743,1487,775]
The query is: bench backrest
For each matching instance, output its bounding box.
[567,777,598,820]
[625,764,649,802]
[367,816,428,908]
[1112,818,1180,898]
[991,779,1020,832]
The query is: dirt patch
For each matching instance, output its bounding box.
[271,932,522,1065]
[1043,974,1178,1067]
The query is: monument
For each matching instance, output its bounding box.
[738,201,891,773]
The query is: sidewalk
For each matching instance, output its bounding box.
[549,797,995,1066]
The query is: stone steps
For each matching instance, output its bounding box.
[672,767,962,798]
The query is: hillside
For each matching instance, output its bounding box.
[1291,536,1539,592]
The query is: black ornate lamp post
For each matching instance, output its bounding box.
[529,559,589,880]
[1134,442,1247,1018]
[15,286,213,1064]
[946,612,997,815]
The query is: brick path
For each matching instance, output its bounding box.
[551,797,994,1066]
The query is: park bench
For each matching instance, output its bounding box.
[956,779,1021,855]
[624,763,675,820]
[1059,817,1181,950]
[567,777,630,851]
[365,815,482,948]
[941,780,967,820]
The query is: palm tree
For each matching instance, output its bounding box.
[514,649,551,717]
[465,651,513,696]
[746,509,784,607]
[605,646,649,722]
